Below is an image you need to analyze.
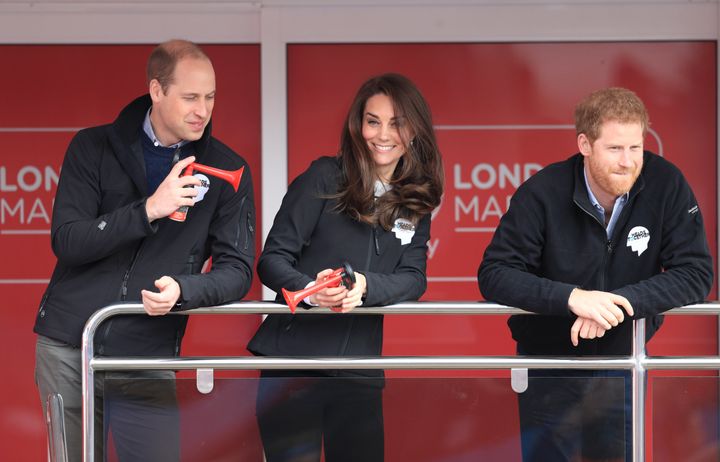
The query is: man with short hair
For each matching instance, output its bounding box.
[34,39,255,461]
[478,87,712,461]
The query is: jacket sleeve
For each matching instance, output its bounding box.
[477,185,576,316]
[173,160,256,309]
[362,214,430,306]
[51,129,156,267]
[256,162,327,293]
[612,171,713,317]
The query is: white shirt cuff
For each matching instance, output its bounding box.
[303,280,319,306]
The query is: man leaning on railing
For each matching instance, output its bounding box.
[478,87,713,462]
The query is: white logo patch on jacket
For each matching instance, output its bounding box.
[626,226,650,256]
[193,173,210,203]
[392,218,415,245]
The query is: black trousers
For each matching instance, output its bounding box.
[517,368,630,462]
[256,371,384,462]
[103,372,180,462]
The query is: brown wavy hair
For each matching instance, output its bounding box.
[335,73,444,230]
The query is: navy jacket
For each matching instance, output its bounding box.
[34,95,255,357]
[478,152,713,355]
[248,157,430,376]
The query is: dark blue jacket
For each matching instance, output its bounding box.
[248,157,430,376]
[34,95,255,357]
[478,152,713,355]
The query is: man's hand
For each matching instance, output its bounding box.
[570,317,607,346]
[141,276,181,316]
[567,288,634,330]
[145,156,199,222]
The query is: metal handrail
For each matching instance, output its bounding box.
[46,393,68,462]
[81,301,720,462]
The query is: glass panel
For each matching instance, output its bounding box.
[96,372,627,461]
[652,375,720,462]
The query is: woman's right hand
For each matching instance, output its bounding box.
[308,268,349,307]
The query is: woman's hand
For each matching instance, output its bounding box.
[309,268,348,307]
[335,272,367,313]
[308,269,367,313]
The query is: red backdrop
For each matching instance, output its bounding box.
[0,41,716,461]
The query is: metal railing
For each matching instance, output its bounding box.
[46,393,68,462]
[81,301,720,462]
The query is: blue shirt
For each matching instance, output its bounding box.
[583,169,628,238]
[143,109,188,149]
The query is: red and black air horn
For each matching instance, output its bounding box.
[169,162,245,222]
[282,262,356,313]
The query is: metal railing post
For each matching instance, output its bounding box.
[46,393,68,462]
[81,318,96,462]
[81,304,140,462]
[632,318,646,462]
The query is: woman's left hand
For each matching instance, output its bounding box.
[333,272,367,313]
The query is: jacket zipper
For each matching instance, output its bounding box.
[99,241,146,354]
[338,226,375,356]
[573,198,605,228]
[339,318,356,357]
[574,199,612,290]
[120,241,146,301]
[600,240,614,291]
[233,196,249,250]
[37,267,68,319]
[365,226,376,268]
[574,198,631,292]
[245,211,253,251]
[373,227,380,255]
[37,292,49,320]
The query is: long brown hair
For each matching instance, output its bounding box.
[335,73,444,230]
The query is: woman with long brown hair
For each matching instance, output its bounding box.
[248,73,444,462]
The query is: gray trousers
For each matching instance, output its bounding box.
[35,335,180,462]
[35,335,104,462]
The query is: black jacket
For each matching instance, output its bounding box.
[248,157,430,375]
[478,152,713,356]
[33,95,255,357]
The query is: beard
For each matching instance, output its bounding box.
[586,155,642,198]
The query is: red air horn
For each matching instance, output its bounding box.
[169,162,245,222]
[282,262,356,313]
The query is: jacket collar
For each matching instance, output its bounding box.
[109,94,213,196]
